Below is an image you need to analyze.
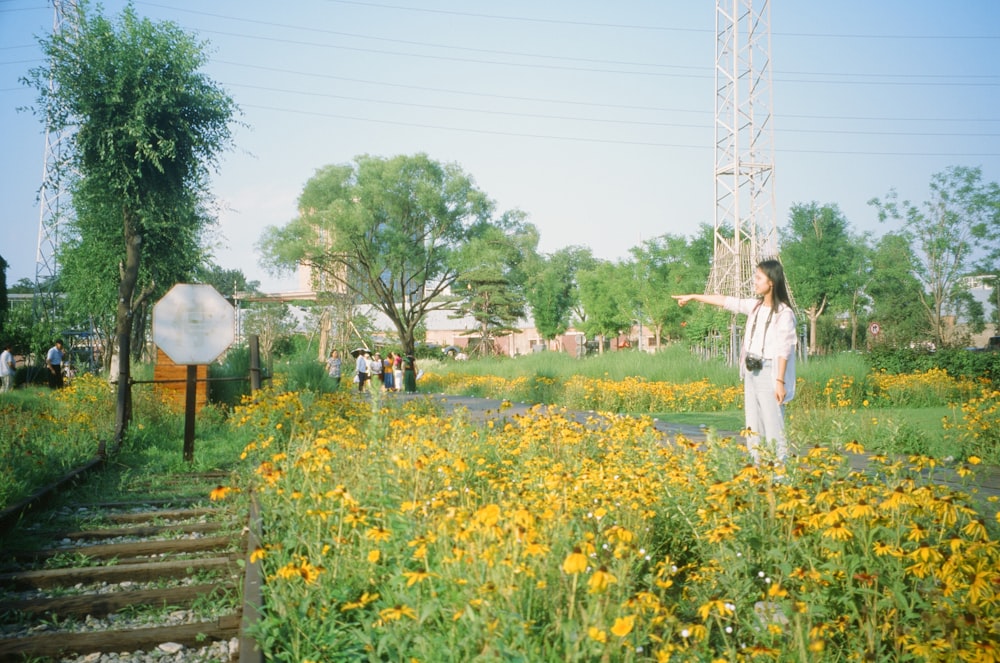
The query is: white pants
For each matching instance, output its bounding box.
[743,360,788,463]
[1,374,11,393]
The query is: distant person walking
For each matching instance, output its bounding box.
[672,259,797,464]
[370,352,384,390]
[0,343,15,393]
[393,352,404,392]
[356,350,370,392]
[403,354,417,393]
[46,339,65,390]
[326,349,342,388]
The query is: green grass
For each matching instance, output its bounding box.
[648,409,744,432]
[442,344,738,385]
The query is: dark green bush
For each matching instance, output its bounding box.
[209,347,253,408]
[866,347,1000,385]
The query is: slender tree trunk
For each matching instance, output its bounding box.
[114,215,141,446]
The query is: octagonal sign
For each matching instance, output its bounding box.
[153,284,235,365]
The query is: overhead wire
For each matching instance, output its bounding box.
[6,0,999,155]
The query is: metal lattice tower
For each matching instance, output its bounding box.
[707,0,779,299]
[34,0,78,317]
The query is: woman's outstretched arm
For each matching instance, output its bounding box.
[672,294,728,308]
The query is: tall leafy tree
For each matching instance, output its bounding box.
[780,202,857,354]
[452,212,538,355]
[525,246,594,345]
[867,232,929,347]
[842,233,873,351]
[259,153,500,356]
[628,232,711,349]
[577,260,633,353]
[26,2,238,442]
[870,166,1000,346]
[194,264,261,299]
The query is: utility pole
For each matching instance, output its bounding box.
[33,0,79,332]
[708,0,779,300]
[707,0,783,363]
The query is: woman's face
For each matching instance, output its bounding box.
[753,268,773,297]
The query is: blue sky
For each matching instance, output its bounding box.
[2,1,999,292]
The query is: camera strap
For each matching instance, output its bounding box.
[747,302,774,356]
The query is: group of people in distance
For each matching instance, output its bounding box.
[326,348,418,394]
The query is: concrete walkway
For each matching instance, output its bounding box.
[416,393,1000,504]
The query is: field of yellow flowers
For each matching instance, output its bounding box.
[0,375,115,510]
[229,386,1000,662]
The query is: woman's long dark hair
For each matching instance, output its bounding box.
[758,259,792,310]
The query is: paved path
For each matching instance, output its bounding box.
[416,393,1000,504]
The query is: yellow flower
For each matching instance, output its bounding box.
[249,547,266,563]
[588,626,607,643]
[562,548,588,574]
[365,526,391,542]
[822,522,853,541]
[588,566,618,594]
[368,549,381,563]
[403,568,435,586]
[341,591,379,611]
[697,599,735,621]
[611,614,635,637]
[210,485,235,501]
[379,604,417,622]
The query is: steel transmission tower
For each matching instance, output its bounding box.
[34,0,79,318]
[708,0,779,299]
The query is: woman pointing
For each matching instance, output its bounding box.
[673,259,797,464]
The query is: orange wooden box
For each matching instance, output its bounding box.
[154,348,208,412]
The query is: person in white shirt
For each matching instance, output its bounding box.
[46,339,65,390]
[355,351,370,392]
[0,343,15,393]
[673,259,797,464]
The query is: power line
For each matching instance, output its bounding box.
[226,81,1000,139]
[241,101,1000,157]
[320,0,1000,39]
[136,2,1000,82]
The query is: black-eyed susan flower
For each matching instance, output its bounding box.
[378,604,417,622]
[611,614,635,637]
[562,548,588,574]
[587,566,617,594]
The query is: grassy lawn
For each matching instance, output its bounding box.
[647,406,957,457]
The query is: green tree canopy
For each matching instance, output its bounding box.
[525,246,594,343]
[867,232,931,347]
[870,166,1000,346]
[627,230,712,349]
[260,153,506,355]
[577,260,633,350]
[452,212,538,355]
[781,202,857,354]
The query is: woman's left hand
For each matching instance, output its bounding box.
[775,382,787,403]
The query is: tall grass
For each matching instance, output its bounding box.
[443,345,738,386]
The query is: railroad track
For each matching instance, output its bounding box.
[0,472,261,663]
